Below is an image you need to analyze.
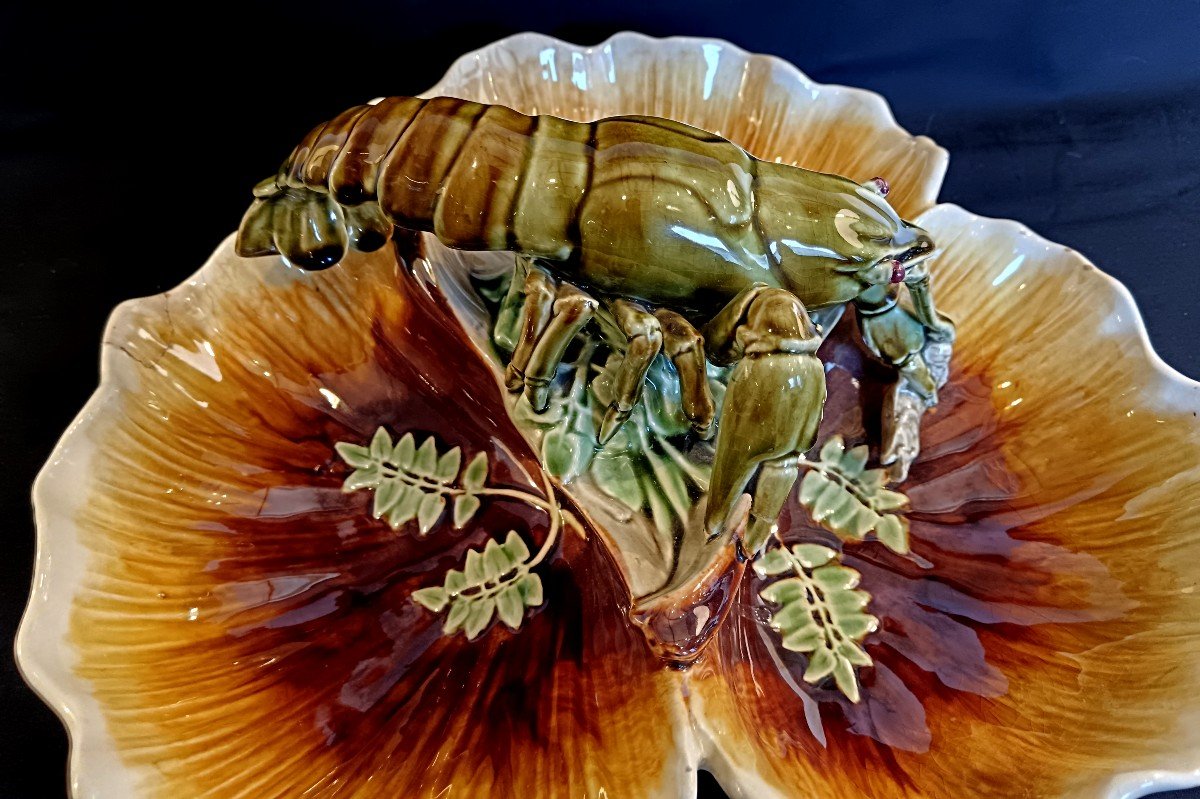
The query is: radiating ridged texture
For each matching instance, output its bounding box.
[427,33,947,220]
[55,242,688,798]
[690,204,1200,798]
[272,42,947,274]
[21,33,1200,799]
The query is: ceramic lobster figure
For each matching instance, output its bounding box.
[236,96,955,553]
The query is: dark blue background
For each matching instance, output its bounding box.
[2,1,1198,796]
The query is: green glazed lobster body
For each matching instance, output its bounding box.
[238,95,951,555]
[239,96,933,313]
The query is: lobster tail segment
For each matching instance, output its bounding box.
[235,180,392,271]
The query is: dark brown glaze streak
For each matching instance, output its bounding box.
[279,119,330,188]
[377,98,486,233]
[504,113,539,253]
[569,121,598,257]
[67,239,686,797]
[328,97,428,205]
[300,104,372,190]
[435,104,537,250]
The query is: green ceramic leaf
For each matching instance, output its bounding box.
[452,495,481,529]
[517,573,543,606]
[875,514,909,554]
[372,480,403,519]
[642,472,674,538]
[640,355,691,438]
[416,492,445,534]
[369,427,393,460]
[463,549,486,588]
[393,433,416,469]
[837,614,877,640]
[496,585,525,629]
[791,543,838,569]
[645,449,691,520]
[388,486,423,529]
[828,588,870,615]
[590,452,644,512]
[832,657,858,699]
[411,586,448,612]
[514,393,567,427]
[542,425,594,483]
[857,468,886,493]
[444,569,466,595]
[838,639,872,667]
[798,469,824,505]
[804,647,837,682]
[413,437,439,476]
[343,466,381,491]
[812,564,860,591]
[463,598,496,640]
[819,436,845,464]
[753,547,792,577]
[839,444,869,479]
[443,600,471,635]
[334,442,373,469]
[503,531,530,563]
[435,447,462,482]
[874,489,908,512]
[461,452,488,492]
[483,538,515,580]
[781,627,823,652]
[758,543,879,703]
[798,435,911,554]
[542,376,597,482]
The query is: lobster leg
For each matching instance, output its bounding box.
[903,263,957,343]
[521,283,598,411]
[599,300,663,443]
[855,288,951,481]
[702,286,826,554]
[655,310,716,439]
[702,282,770,365]
[504,266,557,391]
[492,255,532,354]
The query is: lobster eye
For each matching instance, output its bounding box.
[863,176,890,197]
[888,259,906,284]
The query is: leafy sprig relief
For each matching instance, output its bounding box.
[336,427,569,640]
[797,435,910,554]
[483,266,915,705]
[755,542,879,703]
[412,531,546,639]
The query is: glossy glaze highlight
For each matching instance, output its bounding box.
[21,32,1200,799]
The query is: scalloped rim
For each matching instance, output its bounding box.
[427,30,948,215]
[15,31,1198,799]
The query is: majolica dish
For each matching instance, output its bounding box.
[18,32,1200,799]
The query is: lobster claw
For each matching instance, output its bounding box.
[274,192,348,271]
[344,201,393,253]
[705,349,826,554]
[235,198,279,258]
[236,182,388,268]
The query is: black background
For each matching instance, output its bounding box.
[3,1,1199,797]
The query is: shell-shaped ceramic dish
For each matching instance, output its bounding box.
[18,32,1200,799]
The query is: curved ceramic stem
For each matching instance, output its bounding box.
[375,461,570,567]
